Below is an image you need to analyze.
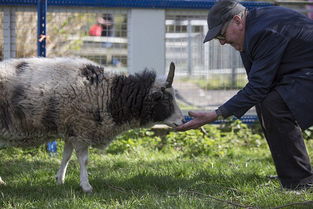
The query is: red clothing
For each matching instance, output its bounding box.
[89,24,102,36]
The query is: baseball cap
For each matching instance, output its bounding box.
[203,0,245,43]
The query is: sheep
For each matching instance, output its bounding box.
[0,57,184,192]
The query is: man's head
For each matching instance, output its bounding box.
[203,0,247,51]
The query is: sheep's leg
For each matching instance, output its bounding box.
[0,176,6,185]
[56,141,74,184]
[73,141,92,193]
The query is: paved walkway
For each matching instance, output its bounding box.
[173,80,256,115]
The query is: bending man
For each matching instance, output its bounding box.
[176,0,313,190]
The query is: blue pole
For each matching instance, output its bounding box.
[37,0,47,57]
[37,0,57,154]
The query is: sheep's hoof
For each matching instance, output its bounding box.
[81,183,93,193]
[55,175,65,185]
[0,177,6,185]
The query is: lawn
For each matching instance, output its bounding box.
[1,123,313,209]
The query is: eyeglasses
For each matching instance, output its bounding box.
[215,20,231,41]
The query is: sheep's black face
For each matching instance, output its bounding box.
[108,62,183,127]
[149,89,174,122]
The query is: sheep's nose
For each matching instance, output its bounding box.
[172,122,178,127]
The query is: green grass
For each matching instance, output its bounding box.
[1,129,313,208]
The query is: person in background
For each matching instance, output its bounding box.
[89,13,120,65]
[176,0,313,190]
[89,17,102,37]
[99,13,114,37]
[89,13,114,37]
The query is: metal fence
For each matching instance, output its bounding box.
[164,10,248,113]
[1,6,128,71]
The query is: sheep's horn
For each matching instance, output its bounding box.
[166,62,175,88]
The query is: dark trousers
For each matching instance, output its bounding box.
[256,90,313,188]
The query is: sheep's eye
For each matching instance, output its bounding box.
[151,91,162,101]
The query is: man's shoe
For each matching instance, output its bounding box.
[284,183,313,191]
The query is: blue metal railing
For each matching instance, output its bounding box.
[184,115,259,125]
[0,0,274,9]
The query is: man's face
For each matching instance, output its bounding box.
[216,14,245,52]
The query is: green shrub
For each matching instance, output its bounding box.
[218,120,264,147]
[106,129,161,154]
[303,126,313,140]
[165,128,217,157]
[106,120,266,157]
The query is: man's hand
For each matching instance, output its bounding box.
[175,111,218,131]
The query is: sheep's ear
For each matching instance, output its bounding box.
[166,62,175,88]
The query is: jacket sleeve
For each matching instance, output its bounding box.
[218,29,290,118]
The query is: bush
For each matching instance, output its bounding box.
[106,129,161,154]
[106,120,266,157]
[303,126,313,140]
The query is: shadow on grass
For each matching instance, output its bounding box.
[0,156,274,204]
[93,171,268,195]
[0,158,60,178]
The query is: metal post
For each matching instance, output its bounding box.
[37,0,56,154]
[231,49,237,88]
[3,8,16,59]
[128,9,165,76]
[187,19,192,76]
[37,0,47,57]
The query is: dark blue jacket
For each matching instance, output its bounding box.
[218,6,313,129]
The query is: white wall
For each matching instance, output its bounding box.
[128,9,165,75]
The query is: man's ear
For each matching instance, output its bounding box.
[233,15,245,30]
[233,15,242,25]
